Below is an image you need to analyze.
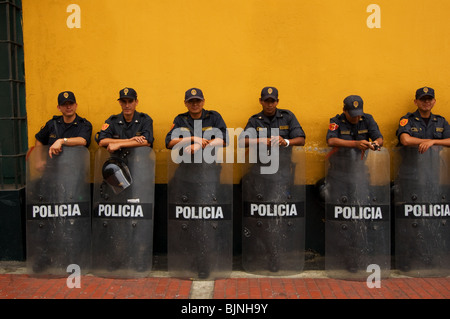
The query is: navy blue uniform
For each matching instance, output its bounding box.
[241,108,305,139]
[35,114,92,147]
[326,113,382,142]
[96,111,154,146]
[396,110,450,142]
[165,109,228,147]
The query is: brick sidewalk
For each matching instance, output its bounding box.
[1,274,449,299]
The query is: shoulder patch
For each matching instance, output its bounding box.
[399,119,408,126]
[329,123,339,131]
[101,123,110,131]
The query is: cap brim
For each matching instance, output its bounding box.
[262,95,278,101]
[347,109,364,117]
[185,96,204,101]
[59,99,76,105]
[416,94,434,100]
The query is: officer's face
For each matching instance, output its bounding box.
[343,110,361,124]
[185,98,204,118]
[260,98,278,116]
[57,102,77,117]
[415,96,436,113]
[119,98,138,117]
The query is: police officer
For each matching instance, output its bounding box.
[396,86,450,153]
[31,91,92,273]
[325,96,384,274]
[395,87,450,273]
[166,88,229,279]
[327,95,383,150]
[165,87,228,151]
[35,91,92,158]
[96,87,154,152]
[240,86,305,147]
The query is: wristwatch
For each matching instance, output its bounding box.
[63,138,68,144]
[284,139,290,147]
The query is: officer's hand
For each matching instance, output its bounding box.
[418,140,435,154]
[354,140,371,150]
[131,136,146,144]
[370,142,381,151]
[270,136,283,146]
[258,138,271,146]
[107,143,121,153]
[193,136,209,148]
[185,143,201,154]
[49,139,64,158]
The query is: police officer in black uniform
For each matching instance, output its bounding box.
[397,86,450,152]
[165,87,227,151]
[96,87,154,151]
[325,95,384,273]
[239,87,306,273]
[31,91,92,272]
[327,95,383,150]
[395,87,450,272]
[166,88,229,279]
[35,91,92,158]
[240,86,305,148]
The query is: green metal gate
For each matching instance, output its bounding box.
[0,0,27,260]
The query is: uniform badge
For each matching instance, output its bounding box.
[124,88,129,95]
[329,123,339,131]
[399,119,408,126]
[63,92,69,98]
[353,101,359,108]
[268,88,273,94]
[423,87,429,93]
[101,123,110,130]
[191,89,197,96]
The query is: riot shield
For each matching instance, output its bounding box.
[91,147,155,278]
[167,145,233,280]
[393,146,450,277]
[241,146,306,275]
[324,147,391,280]
[26,145,91,276]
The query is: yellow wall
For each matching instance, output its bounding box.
[22,0,450,184]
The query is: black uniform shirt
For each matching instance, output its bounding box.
[165,109,228,147]
[96,111,154,146]
[396,109,450,142]
[326,113,382,142]
[35,114,92,147]
[241,108,306,139]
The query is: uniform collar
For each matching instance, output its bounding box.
[56,114,80,125]
[257,109,282,122]
[119,111,140,124]
[413,109,437,122]
[339,112,365,124]
[185,109,210,120]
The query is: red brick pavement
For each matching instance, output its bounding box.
[1,274,449,299]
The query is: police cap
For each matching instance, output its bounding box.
[343,95,364,117]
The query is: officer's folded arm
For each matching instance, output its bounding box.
[327,137,373,150]
[99,138,150,152]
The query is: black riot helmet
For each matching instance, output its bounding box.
[102,156,133,194]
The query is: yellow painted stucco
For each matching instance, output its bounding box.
[22,0,450,184]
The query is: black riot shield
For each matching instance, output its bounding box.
[393,146,450,277]
[167,147,233,280]
[26,145,91,276]
[91,147,155,278]
[241,146,306,275]
[324,147,391,280]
